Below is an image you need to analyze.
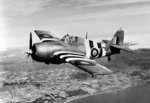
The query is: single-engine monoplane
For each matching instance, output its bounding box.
[25,29,132,77]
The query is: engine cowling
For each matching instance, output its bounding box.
[32,43,51,62]
[32,42,63,63]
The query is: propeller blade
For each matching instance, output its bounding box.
[25,52,31,63]
[25,32,34,63]
[25,52,31,57]
[29,32,32,50]
[25,52,31,55]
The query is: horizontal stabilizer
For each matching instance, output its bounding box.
[103,40,111,43]
[111,44,133,52]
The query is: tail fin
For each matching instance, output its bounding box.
[111,29,124,46]
[110,29,132,53]
[110,29,124,54]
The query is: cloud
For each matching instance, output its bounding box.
[1,0,54,18]
[1,0,150,49]
[76,0,150,10]
[1,0,150,20]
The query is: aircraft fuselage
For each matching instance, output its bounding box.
[31,40,87,64]
[31,39,111,64]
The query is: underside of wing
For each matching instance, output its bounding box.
[34,30,59,41]
[67,58,112,75]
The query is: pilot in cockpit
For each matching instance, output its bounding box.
[61,34,84,45]
[62,34,76,44]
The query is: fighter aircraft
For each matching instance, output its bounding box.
[25,29,132,77]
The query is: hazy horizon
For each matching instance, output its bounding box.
[0,0,150,50]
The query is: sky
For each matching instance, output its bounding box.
[0,0,150,50]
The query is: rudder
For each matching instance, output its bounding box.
[111,29,124,46]
[110,29,124,54]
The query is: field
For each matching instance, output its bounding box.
[0,48,150,103]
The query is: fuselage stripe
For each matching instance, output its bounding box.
[89,40,94,49]
[60,54,85,59]
[99,44,103,57]
[93,41,98,49]
[54,51,84,56]
[102,48,106,57]
[84,39,91,58]
[66,57,95,62]
[97,43,101,48]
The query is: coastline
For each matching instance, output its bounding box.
[67,82,132,103]
[68,82,150,103]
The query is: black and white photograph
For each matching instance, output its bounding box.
[0,0,150,103]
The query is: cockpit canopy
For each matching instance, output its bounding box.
[61,34,84,45]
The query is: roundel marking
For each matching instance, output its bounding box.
[91,48,99,58]
[74,60,95,66]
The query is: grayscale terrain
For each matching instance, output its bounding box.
[0,48,150,103]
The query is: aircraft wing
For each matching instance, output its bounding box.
[34,30,59,41]
[66,58,112,75]
[54,51,112,75]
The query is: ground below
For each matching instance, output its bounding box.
[0,48,150,103]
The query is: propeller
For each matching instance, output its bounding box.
[25,51,34,64]
[25,51,32,57]
[29,32,33,50]
[25,32,33,60]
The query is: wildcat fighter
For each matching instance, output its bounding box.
[25,29,132,77]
